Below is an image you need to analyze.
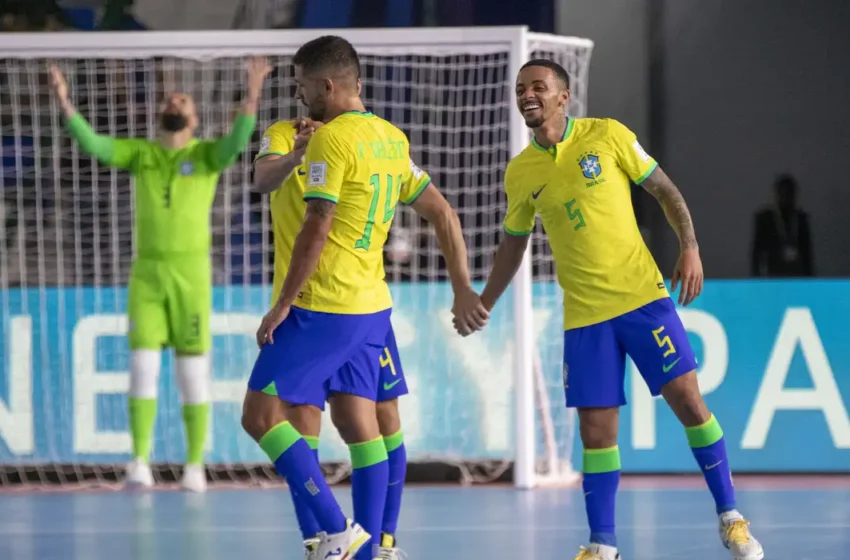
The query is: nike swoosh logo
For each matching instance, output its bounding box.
[705,461,723,470]
[383,380,402,391]
[531,184,546,199]
[662,357,681,373]
[297,168,306,176]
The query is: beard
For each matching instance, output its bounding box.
[160,112,188,132]
[524,116,545,128]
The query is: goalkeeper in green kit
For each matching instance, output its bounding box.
[49,57,271,492]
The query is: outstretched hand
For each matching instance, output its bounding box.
[671,247,703,306]
[244,56,273,98]
[48,64,69,104]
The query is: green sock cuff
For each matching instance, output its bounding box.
[349,437,388,469]
[259,421,301,462]
[582,446,621,474]
[383,430,404,453]
[129,397,157,407]
[181,403,209,415]
[686,414,724,448]
[303,435,320,450]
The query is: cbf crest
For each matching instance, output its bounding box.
[180,161,194,176]
[577,152,606,188]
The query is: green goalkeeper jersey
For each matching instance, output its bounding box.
[65,113,256,259]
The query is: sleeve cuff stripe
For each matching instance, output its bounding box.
[254,151,286,162]
[504,225,533,236]
[304,192,339,203]
[634,161,659,185]
[402,178,431,205]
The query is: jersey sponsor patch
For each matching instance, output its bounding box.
[632,140,651,162]
[409,158,425,180]
[308,162,327,186]
[180,161,194,176]
[259,135,271,152]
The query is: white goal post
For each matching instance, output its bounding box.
[0,26,592,489]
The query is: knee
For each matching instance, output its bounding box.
[661,371,711,427]
[241,391,284,442]
[578,407,619,449]
[330,395,379,444]
[376,399,401,437]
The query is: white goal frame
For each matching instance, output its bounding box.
[0,26,592,490]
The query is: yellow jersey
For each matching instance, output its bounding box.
[503,117,667,330]
[257,114,430,313]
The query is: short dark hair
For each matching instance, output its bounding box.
[293,35,361,80]
[519,59,570,90]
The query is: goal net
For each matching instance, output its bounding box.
[0,27,593,489]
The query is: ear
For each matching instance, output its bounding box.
[322,77,333,94]
[357,78,362,95]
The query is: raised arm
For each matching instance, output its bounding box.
[207,56,271,171]
[408,183,489,333]
[50,64,136,169]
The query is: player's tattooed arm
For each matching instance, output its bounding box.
[641,167,698,250]
[276,198,335,307]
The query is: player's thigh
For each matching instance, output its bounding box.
[127,260,168,350]
[563,320,626,408]
[376,326,408,402]
[164,259,211,354]
[614,297,698,396]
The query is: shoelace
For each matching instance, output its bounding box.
[725,519,752,545]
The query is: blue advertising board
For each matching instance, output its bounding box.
[0,280,848,472]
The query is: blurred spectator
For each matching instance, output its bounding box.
[751,174,814,277]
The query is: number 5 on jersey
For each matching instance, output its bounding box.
[355,173,402,250]
[565,198,586,230]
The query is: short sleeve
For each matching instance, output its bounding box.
[399,158,432,205]
[255,121,296,162]
[606,119,658,185]
[502,164,536,236]
[303,128,348,204]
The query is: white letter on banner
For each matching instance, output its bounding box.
[0,316,34,455]
[439,308,552,453]
[74,315,131,454]
[632,309,728,449]
[742,308,850,449]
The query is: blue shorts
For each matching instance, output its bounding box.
[563,297,697,408]
[249,307,391,408]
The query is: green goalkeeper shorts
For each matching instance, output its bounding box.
[127,257,212,354]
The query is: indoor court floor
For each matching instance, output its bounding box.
[1,477,847,559]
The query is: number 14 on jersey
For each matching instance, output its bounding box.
[355,173,402,250]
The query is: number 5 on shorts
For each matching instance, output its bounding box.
[652,326,676,358]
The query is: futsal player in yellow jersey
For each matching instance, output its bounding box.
[457,60,764,560]
[253,118,473,560]
[242,36,486,560]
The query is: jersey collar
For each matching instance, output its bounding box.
[342,110,374,117]
[531,117,574,157]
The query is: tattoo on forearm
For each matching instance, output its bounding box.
[641,166,698,249]
[306,198,335,219]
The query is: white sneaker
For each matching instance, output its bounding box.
[314,519,370,560]
[719,511,764,560]
[304,538,320,560]
[573,543,621,560]
[180,464,207,493]
[125,458,154,489]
